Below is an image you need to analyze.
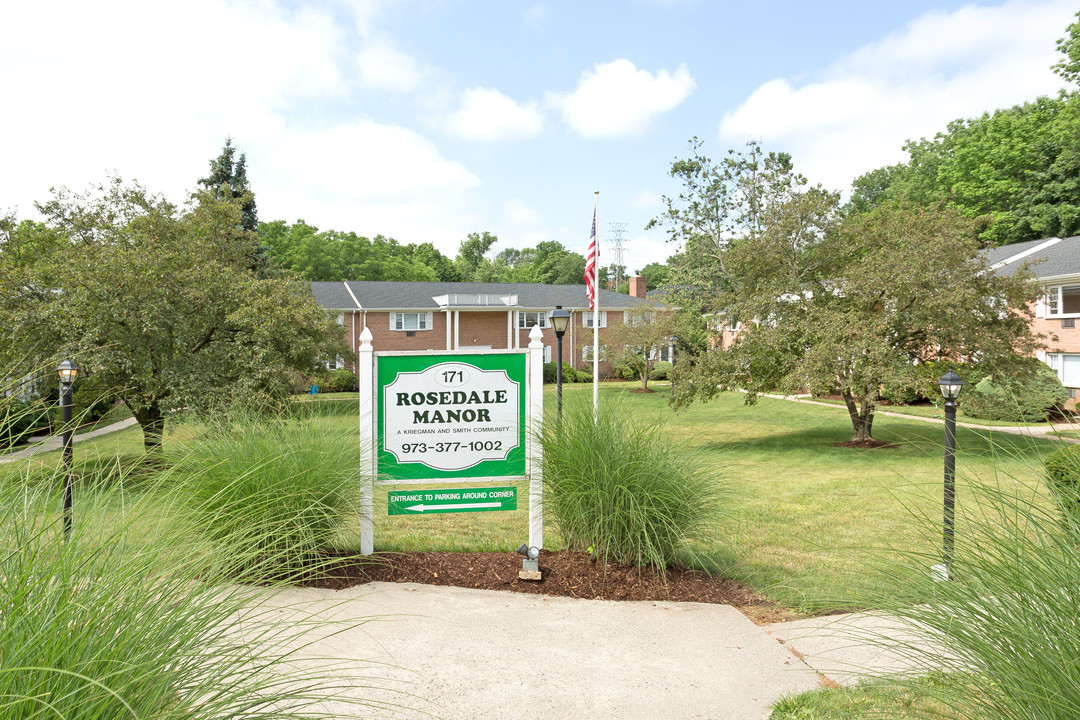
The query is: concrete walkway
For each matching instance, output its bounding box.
[0,417,139,464]
[259,582,939,720]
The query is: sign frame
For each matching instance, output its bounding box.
[357,325,545,555]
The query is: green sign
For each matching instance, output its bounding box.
[388,486,518,515]
[377,354,526,481]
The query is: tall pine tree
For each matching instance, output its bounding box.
[200,138,269,272]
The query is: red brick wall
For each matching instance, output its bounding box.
[1032,316,1080,353]
[338,308,622,378]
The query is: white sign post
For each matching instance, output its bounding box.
[357,325,545,555]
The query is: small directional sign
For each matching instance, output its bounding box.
[388,486,517,515]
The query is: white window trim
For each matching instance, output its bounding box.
[544,345,552,363]
[583,311,607,328]
[1043,284,1080,317]
[518,311,548,329]
[390,312,433,331]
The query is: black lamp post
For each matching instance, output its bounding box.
[669,335,678,389]
[937,367,964,575]
[57,359,79,539]
[550,306,571,420]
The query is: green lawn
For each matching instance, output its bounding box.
[5,382,1061,613]
[803,394,1058,428]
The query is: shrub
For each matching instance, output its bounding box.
[610,361,639,381]
[539,399,726,571]
[542,361,558,384]
[0,398,51,448]
[321,367,358,393]
[961,359,1066,422]
[575,371,592,384]
[1044,444,1080,538]
[0,467,388,718]
[171,415,363,581]
[650,361,673,381]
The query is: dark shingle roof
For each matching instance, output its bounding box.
[310,281,654,311]
[986,236,1080,279]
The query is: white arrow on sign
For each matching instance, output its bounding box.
[406,502,502,513]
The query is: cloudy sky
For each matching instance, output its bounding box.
[0,0,1074,273]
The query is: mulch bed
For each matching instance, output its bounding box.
[834,438,897,449]
[307,548,796,625]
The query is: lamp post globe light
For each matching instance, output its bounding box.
[57,359,79,539]
[550,306,571,420]
[937,367,964,577]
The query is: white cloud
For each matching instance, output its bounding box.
[549,59,696,138]
[524,3,546,27]
[446,88,544,141]
[265,120,479,201]
[504,199,542,225]
[718,0,1076,192]
[631,189,661,209]
[357,36,425,92]
[0,0,488,257]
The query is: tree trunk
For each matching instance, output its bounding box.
[132,403,165,453]
[841,391,875,441]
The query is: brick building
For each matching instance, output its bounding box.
[985,235,1080,395]
[310,279,653,376]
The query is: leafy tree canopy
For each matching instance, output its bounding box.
[599,304,676,391]
[851,14,1080,246]
[261,220,453,282]
[654,140,1042,442]
[0,178,344,451]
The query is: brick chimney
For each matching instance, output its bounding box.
[629,275,647,299]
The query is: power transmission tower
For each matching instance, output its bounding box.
[608,222,629,287]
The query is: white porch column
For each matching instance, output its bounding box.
[507,310,512,349]
[357,327,375,555]
[453,310,460,350]
[527,325,544,549]
[445,309,452,350]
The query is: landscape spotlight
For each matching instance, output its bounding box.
[517,542,541,580]
[517,542,540,560]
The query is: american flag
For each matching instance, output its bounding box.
[584,204,598,310]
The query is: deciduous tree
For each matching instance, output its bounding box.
[0,178,344,451]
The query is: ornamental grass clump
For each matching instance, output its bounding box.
[0,463,387,719]
[540,399,726,572]
[857,479,1080,720]
[171,414,363,582]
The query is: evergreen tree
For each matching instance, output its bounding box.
[200,138,268,272]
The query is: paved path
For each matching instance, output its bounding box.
[258,582,939,720]
[766,393,1080,443]
[0,417,139,464]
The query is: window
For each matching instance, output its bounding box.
[336,313,345,326]
[518,311,548,329]
[544,345,552,363]
[326,356,346,370]
[582,345,607,361]
[391,312,432,331]
[1045,285,1080,316]
[582,311,607,328]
